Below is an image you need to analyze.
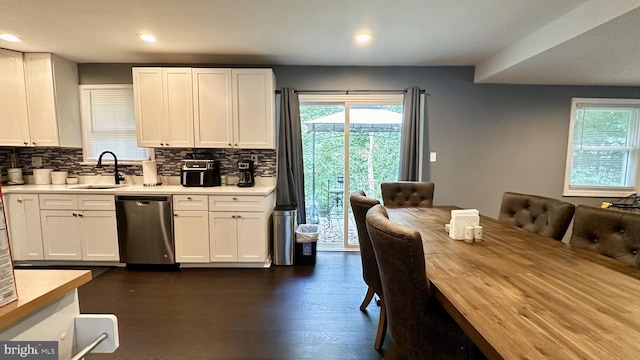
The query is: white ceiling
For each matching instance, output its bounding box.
[1,0,639,86]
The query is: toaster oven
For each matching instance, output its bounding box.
[180,160,221,187]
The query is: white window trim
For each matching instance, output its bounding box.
[563,97,640,197]
[79,84,153,165]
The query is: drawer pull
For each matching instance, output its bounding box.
[232,197,238,201]
[187,196,192,200]
[16,198,23,203]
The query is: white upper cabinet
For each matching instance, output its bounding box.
[0,51,80,147]
[137,67,275,149]
[0,49,30,146]
[133,67,194,148]
[193,68,234,148]
[23,53,82,147]
[232,69,275,149]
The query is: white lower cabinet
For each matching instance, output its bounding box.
[81,211,119,261]
[209,212,266,262]
[40,210,82,260]
[173,195,210,263]
[209,194,273,264]
[5,194,44,260]
[39,194,119,261]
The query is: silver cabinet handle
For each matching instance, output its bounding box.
[32,141,37,145]
[231,215,236,218]
[232,197,238,201]
[236,215,241,218]
[187,196,192,200]
[166,143,169,146]
[72,212,78,217]
[16,198,23,203]
[23,142,28,145]
[78,212,84,217]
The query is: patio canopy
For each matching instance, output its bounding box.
[305,109,402,133]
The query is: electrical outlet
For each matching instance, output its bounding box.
[32,156,43,168]
[250,155,259,164]
[430,152,437,162]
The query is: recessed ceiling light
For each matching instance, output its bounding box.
[355,32,373,43]
[137,33,157,43]
[0,33,23,43]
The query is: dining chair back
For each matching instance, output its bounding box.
[570,205,640,267]
[498,191,575,240]
[349,190,386,350]
[365,204,472,359]
[380,181,434,208]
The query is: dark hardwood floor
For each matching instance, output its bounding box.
[79,252,392,360]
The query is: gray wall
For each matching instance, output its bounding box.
[78,64,640,218]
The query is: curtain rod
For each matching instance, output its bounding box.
[275,89,429,95]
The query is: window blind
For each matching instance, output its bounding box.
[80,85,150,162]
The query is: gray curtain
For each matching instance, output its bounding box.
[276,88,306,224]
[399,86,421,181]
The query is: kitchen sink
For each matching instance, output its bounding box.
[69,184,128,189]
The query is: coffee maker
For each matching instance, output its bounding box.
[237,159,255,187]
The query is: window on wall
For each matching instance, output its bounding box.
[564,98,640,197]
[79,84,151,163]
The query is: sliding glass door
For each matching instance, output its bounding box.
[300,95,403,249]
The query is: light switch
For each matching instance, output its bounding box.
[430,152,437,162]
[32,156,43,168]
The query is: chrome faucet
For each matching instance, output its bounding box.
[96,151,124,184]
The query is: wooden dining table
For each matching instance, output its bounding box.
[386,206,640,360]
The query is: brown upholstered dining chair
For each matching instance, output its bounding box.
[380,181,435,208]
[349,190,386,350]
[498,191,575,241]
[365,204,473,360]
[570,205,640,267]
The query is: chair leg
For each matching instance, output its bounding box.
[374,298,387,350]
[360,287,375,311]
[383,340,399,360]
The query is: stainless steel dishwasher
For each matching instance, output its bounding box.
[115,195,175,265]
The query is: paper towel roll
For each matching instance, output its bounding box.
[143,160,159,186]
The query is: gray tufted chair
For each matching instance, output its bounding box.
[349,190,387,350]
[570,205,640,267]
[497,192,575,241]
[365,204,473,360]
[380,182,435,208]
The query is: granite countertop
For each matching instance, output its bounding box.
[1,183,276,196]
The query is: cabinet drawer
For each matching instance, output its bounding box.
[39,194,78,210]
[173,195,208,211]
[209,195,266,212]
[78,195,115,211]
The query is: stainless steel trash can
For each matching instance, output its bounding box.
[273,206,296,265]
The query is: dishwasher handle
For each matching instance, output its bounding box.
[116,195,171,203]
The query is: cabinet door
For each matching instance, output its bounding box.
[163,68,194,148]
[232,69,275,149]
[23,53,59,147]
[209,212,238,262]
[133,67,164,147]
[236,212,267,263]
[40,210,82,260]
[174,210,210,263]
[193,68,233,148]
[80,211,119,261]
[0,49,30,146]
[6,194,43,260]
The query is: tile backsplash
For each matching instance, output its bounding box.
[0,147,276,178]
